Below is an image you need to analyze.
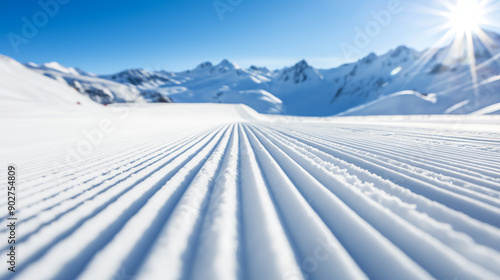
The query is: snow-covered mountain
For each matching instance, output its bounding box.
[276,59,324,84]
[25,62,172,104]
[99,30,500,116]
[1,30,499,115]
[337,31,500,116]
[0,55,96,106]
[101,69,173,88]
[102,59,283,114]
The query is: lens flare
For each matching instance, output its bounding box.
[401,0,499,101]
[447,0,485,34]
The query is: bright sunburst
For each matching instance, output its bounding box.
[443,0,491,97]
[447,0,486,34]
[402,0,499,100]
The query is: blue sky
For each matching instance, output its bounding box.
[1,0,499,74]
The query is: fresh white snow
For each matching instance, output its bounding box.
[0,55,95,106]
[1,102,499,280]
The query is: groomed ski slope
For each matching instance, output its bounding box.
[1,103,500,280]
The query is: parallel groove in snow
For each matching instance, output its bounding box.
[290,127,500,188]
[7,126,229,279]
[236,125,302,280]
[269,126,500,228]
[245,125,432,280]
[251,125,500,277]
[244,125,369,280]
[257,125,500,251]
[2,114,500,280]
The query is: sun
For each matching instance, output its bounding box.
[447,0,486,34]
[404,0,498,100]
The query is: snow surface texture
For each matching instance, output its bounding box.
[1,102,500,280]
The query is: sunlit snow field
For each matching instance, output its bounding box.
[1,103,499,280]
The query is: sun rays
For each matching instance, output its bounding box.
[401,0,500,98]
[446,0,486,34]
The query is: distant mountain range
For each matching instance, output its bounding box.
[2,30,500,116]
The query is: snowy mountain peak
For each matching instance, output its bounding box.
[105,68,171,86]
[277,59,323,84]
[218,59,238,68]
[249,65,271,74]
[31,61,91,77]
[195,61,213,71]
[42,61,69,72]
[296,59,309,68]
[212,59,241,73]
[362,53,378,64]
[390,46,411,58]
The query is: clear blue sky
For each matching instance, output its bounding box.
[1,0,499,74]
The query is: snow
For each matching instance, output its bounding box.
[338,90,439,116]
[472,102,500,115]
[0,55,95,106]
[95,30,500,116]
[3,29,500,116]
[1,25,500,280]
[26,62,148,104]
[1,102,499,280]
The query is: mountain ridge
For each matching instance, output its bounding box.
[3,30,500,116]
